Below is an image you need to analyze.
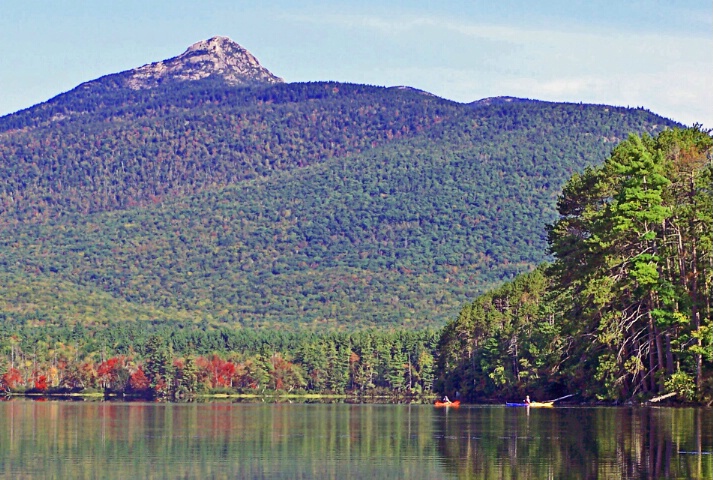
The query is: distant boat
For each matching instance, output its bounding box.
[434,400,460,407]
[506,401,554,408]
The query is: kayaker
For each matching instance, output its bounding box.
[443,395,451,404]
[524,395,531,405]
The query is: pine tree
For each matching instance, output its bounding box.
[143,335,174,398]
[549,127,713,400]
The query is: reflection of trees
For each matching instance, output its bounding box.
[433,407,713,479]
[0,401,710,478]
[0,401,447,478]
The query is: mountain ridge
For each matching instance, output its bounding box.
[0,38,684,329]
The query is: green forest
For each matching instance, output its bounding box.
[437,127,713,403]
[0,320,440,399]
[1,74,710,403]
[0,79,678,328]
[0,128,710,403]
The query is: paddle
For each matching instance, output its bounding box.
[546,394,575,403]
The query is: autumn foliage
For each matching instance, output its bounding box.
[197,355,239,388]
[1,368,23,391]
[129,368,150,392]
[0,329,439,399]
[33,374,48,392]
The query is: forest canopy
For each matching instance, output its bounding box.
[0,79,680,329]
[436,127,713,403]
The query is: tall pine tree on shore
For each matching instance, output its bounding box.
[549,127,713,400]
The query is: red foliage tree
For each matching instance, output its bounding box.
[129,367,150,392]
[97,357,121,388]
[1,367,23,391]
[96,356,130,391]
[34,374,48,391]
[211,355,237,388]
[196,355,239,388]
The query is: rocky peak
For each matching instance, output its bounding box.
[122,36,283,90]
[469,96,537,108]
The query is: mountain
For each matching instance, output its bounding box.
[0,38,682,329]
[89,36,283,91]
[0,36,281,130]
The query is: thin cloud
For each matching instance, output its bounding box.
[285,11,709,44]
[280,11,712,127]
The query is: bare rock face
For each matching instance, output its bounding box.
[122,36,283,89]
[469,96,536,108]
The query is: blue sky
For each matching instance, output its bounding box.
[1,1,711,127]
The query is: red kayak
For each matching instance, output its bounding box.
[434,400,460,407]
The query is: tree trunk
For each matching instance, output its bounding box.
[689,172,702,387]
[665,333,674,375]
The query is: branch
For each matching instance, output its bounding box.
[647,392,676,403]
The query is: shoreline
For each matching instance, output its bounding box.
[3,391,710,407]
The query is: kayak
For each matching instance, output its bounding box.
[506,401,554,408]
[434,400,460,407]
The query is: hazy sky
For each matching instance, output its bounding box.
[1,1,711,127]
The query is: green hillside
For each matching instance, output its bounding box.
[0,79,681,329]
[0,82,460,223]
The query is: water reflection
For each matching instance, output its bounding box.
[0,400,710,479]
[432,406,713,479]
[0,401,444,479]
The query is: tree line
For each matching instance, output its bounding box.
[0,321,438,399]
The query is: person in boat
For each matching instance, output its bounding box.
[524,395,531,405]
[442,395,451,404]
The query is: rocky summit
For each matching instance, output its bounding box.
[118,36,283,89]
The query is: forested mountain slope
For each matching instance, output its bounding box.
[0,81,461,223]
[0,40,681,329]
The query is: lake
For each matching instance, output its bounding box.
[0,399,710,479]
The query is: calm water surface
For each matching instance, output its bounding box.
[0,400,710,479]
